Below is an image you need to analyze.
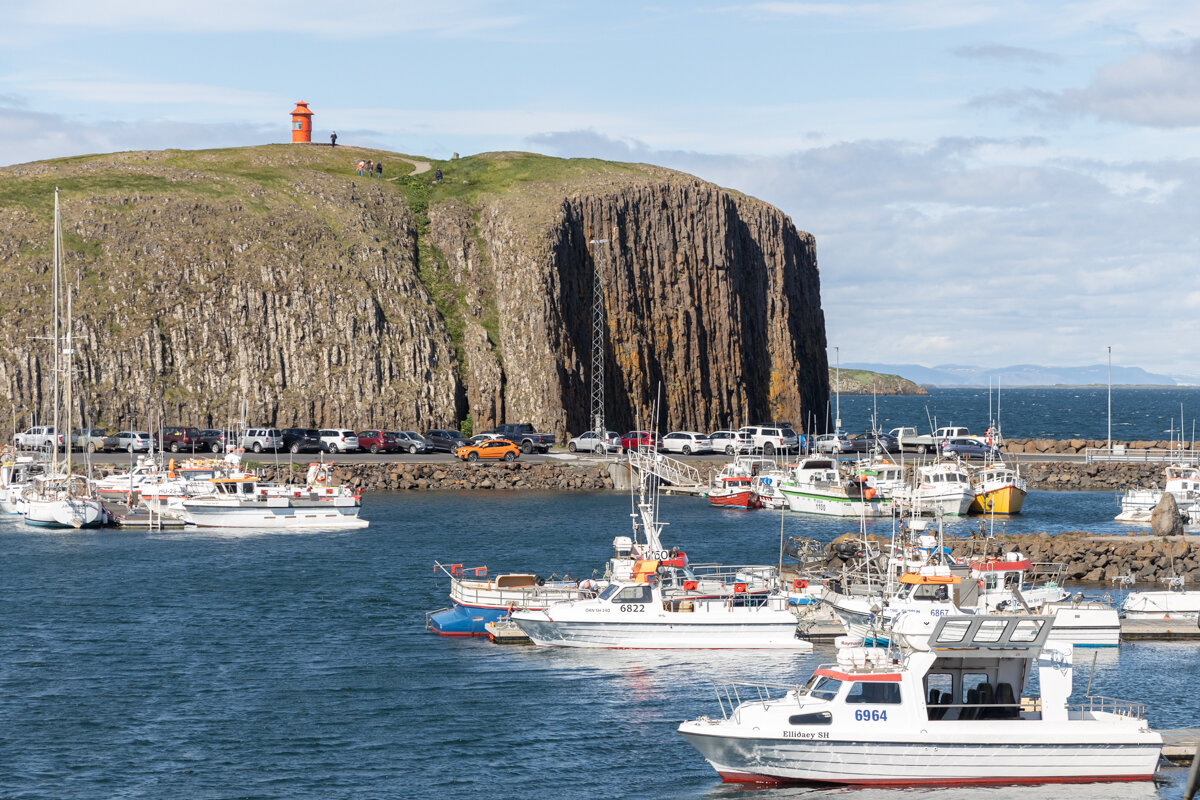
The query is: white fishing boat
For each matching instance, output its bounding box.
[93,457,160,499]
[510,577,809,649]
[679,614,1161,785]
[895,460,975,516]
[1115,463,1200,522]
[174,476,367,529]
[0,454,43,514]
[778,457,890,517]
[821,568,971,645]
[1121,575,1200,619]
[853,457,908,499]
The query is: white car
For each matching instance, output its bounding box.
[109,431,152,453]
[708,430,751,455]
[319,429,360,453]
[662,431,713,455]
[567,430,622,454]
[739,424,800,455]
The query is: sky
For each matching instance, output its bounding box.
[1,1,1199,378]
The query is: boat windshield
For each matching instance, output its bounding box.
[801,674,842,701]
[598,584,620,601]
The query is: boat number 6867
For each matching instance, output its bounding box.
[854,709,888,722]
[619,604,646,612]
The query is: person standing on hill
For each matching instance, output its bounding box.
[435,167,443,182]
[366,159,374,177]
[357,160,364,176]
[330,131,337,147]
[375,161,383,178]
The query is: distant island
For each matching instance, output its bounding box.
[844,362,1198,388]
[830,368,927,396]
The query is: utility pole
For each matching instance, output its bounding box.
[589,238,609,443]
[1107,346,1112,453]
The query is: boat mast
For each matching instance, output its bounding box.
[64,289,73,491]
[51,188,61,477]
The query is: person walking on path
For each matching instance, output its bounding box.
[375,161,383,178]
[357,160,365,176]
[330,131,337,147]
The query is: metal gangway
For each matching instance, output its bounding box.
[626,447,701,488]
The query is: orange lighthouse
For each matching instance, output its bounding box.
[290,102,313,143]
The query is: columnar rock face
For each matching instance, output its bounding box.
[0,146,829,435]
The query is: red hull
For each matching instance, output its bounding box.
[708,490,761,510]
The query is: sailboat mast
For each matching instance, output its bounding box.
[65,289,73,485]
[51,188,61,476]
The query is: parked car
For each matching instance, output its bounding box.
[813,433,840,454]
[157,425,203,453]
[71,428,107,452]
[455,438,520,462]
[106,431,152,453]
[199,428,230,453]
[860,430,900,453]
[357,430,401,454]
[278,428,321,454]
[424,429,469,453]
[489,423,556,454]
[708,430,751,455]
[240,428,283,453]
[567,430,622,454]
[463,433,506,446]
[662,431,713,455]
[391,431,432,454]
[14,426,62,450]
[319,429,359,454]
[621,431,663,451]
[739,424,800,454]
[940,437,1000,460]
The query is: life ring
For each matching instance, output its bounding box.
[734,582,747,593]
[793,578,808,590]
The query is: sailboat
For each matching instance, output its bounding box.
[22,189,107,528]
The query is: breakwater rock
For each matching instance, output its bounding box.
[822,533,1200,586]
[1005,438,1196,455]
[1019,461,1160,491]
[273,461,617,492]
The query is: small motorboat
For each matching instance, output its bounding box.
[708,457,771,509]
[1121,575,1200,620]
[679,614,1161,785]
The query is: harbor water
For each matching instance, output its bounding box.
[1,489,1197,799]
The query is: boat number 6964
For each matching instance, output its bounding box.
[854,709,887,722]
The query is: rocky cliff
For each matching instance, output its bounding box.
[830,368,927,396]
[0,145,828,435]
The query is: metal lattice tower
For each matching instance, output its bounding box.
[589,238,609,438]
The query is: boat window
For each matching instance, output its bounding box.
[984,574,999,590]
[802,675,842,701]
[1010,619,1042,643]
[614,585,652,603]
[598,584,620,601]
[845,682,901,704]
[788,711,832,725]
[975,619,1008,643]
[1003,573,1019,589]
[913,583,949,601]
[937,618,972,643]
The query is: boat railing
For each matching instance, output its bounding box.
[1085,447,1200,465]
[1070,695,1147,720]
[710,680,803,720]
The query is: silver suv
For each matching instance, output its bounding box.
[739,424,800,455]
[240,428,283,453]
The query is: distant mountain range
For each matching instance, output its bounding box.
[843,363,1200,388]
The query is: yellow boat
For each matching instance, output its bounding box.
[970,463,1027,514]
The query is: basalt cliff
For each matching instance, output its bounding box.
[0,145,829,436]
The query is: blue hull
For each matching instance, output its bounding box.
[428,604,508,636]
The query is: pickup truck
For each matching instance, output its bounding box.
[15,426,63,450]
[489,423,556,454]
[889,426,974,454]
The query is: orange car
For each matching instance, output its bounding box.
[455,438,520,462]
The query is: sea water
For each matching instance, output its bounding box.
[0,491,1196,799]
[830,387,1200,441]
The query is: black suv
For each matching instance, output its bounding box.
[199,429,229,453]
[424,429,469,453]
[281,428,322,454]
[158,426,203,453]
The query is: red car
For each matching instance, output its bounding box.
[621,430,663,451]
[356,430,401,454]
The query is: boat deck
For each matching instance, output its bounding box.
[1159,729,1200,761]
[103,501,187,529]
[1119,619,1200,640]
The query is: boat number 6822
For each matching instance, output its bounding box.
[854,709,887,722]
[619,604,646,613]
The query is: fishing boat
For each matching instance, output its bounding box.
[678,614,1161,785]
[1120,575,1200,620]
[1115,463,1200,522]
[0,454,43,514]
[777,457,891,517]
[93,457,161,499]
[895,460,975,516]
[820,567,972,645]
[853,457,908,499]
[510,575,809,649]
[969,461,1027,515]
[174,475,367,529]
[708,457,769,509]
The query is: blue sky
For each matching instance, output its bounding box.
[2,1,1199,377]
